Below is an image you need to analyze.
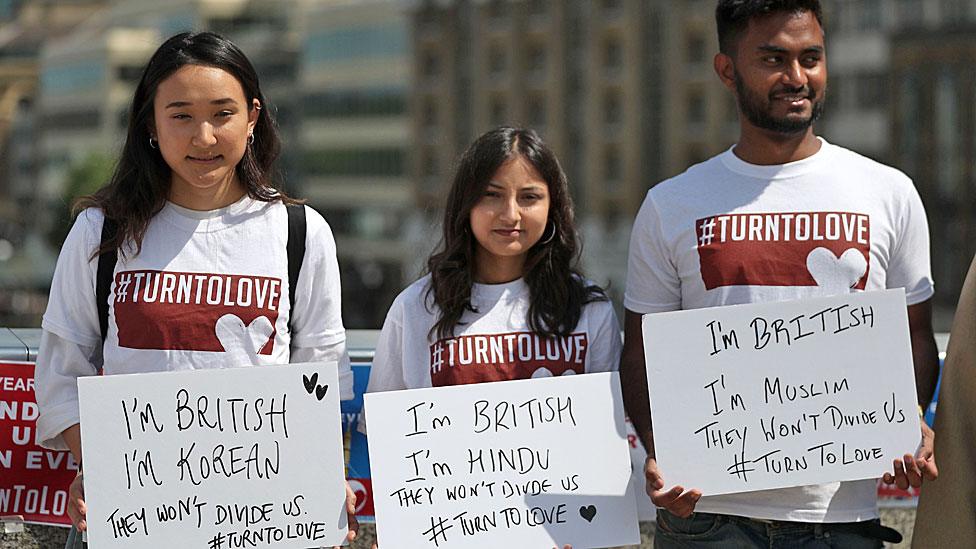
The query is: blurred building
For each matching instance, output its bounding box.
[890,24,976,317]
[0,0,108,326]
[409,0,737,301]
[295,0,415,328]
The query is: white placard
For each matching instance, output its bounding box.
[78,362,348,548]
[643,289,922,496]
[364,372,640,549]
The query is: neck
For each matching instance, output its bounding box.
[169,177,247,211]
[473,252,525,284]
[733,126,821,165]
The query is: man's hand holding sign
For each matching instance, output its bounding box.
[636,290,936,517]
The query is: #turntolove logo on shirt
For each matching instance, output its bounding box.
[695,211,871,292]
[428,331,588,387]
[112,270,282,354]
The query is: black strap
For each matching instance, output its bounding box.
[285,203,306,324]
[96,217,118,344]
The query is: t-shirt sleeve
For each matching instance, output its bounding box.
[41,209,102,347]
[624,192,682,313]
[584,300,622,373]
[357,296,407,436]
[34,330,99,450]
[887,181,935,305]
[289,206,353,397]
[364,296,407,394]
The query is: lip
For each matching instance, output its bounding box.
[492,229,522,237]
[187,154,223,163]
[772,94,811,107]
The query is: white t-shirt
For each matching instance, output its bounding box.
[624,139,934,523]
[35,197,354,450]
[365,275,622,393]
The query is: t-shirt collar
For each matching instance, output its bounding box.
[721,137,831,180]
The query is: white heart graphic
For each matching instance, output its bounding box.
[805,247,867,293]
[214,314,274,364]
[347,479,369,514]
[531,367,554,378]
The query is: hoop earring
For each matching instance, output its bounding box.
[247,133,255,145]
[148,137,158,149]
[540,222,556,245]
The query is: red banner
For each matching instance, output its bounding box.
[0,361,76,526]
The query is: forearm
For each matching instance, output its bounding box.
[911,330,939,409]
[62,423,83,465]
[621,310,654,454]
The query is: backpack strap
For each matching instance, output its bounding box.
[96,216,118,345]
[285,203,306,328]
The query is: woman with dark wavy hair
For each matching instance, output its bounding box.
[366,126,620,397]
[33,32,357,546]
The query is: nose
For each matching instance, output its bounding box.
[191,122,217,147]
[781,59,808,88]
[498,196,520,224]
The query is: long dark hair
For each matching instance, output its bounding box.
[75,31,294,257]
[427,127,606,340]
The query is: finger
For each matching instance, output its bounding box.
[891,458,909,490]
[882,472,894,484]
[904,454,922,487]
[919,456,939,481]
[669,490,702,519]
[644,459,665,490]
[650,484,683,507]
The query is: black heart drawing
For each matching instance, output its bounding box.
[303,373,319,394]
[579,505,597,523]
[315,384,329,401]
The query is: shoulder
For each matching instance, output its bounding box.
[394,275,435,311]
[824,142,915,190]
[646,153,727,202]
[62,207,105,258]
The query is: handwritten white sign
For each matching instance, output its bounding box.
[364,372,640,549]
[643,289,922,496]
[78,362,348,548]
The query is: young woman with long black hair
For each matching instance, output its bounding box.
[33,32,357,545]
[367,126,620,391]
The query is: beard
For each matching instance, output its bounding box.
[734,71,825,134]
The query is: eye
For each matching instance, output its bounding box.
[762,55,781,65]
[483,189,501,198]
[216,110,235,118]
[171,113,191,120]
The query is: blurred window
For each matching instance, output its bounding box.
[116,65,143,84]
[489,44,507,75]
[854,73,887,110]
[490,96,507,125]
[686,33,706,65]
[421,50,440,79]
[604,91,621,127]
[935,70,960,198]
[41,62,104,95]
[526,42,546,75]
[305,24,408,64]
[302,148,405,176]
[41,108,100,131]
[304,88,406,118]
[604,145,621,182]
[688,89,705,124]
[527,93,546,129]
[604,38,622,72]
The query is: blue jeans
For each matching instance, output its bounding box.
[654,509,885,548]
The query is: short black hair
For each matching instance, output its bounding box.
[716,0,824,55]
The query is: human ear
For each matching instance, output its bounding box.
[248,98,261,133]
[714,53,736,91]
